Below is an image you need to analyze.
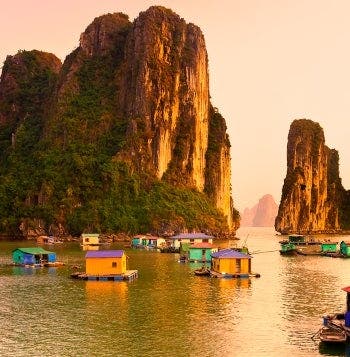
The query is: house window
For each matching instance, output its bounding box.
[112,262,117,268]
[85,238,89,243]
[190,239,194,243]
[203,239,208,243]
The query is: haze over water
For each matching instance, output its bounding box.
[1,227,350,356]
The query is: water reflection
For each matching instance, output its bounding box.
[217,277,251,289]
[11,266,58,276]
[85,280,128,303]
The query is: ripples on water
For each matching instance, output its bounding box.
[1,228,350,356]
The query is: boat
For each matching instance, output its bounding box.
[320,286,350,340]
[193,267,210,276]
[317,326,347,343]
[279,242,298,255]
[279,234,322,255]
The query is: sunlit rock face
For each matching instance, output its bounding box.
[117,6,236,229]
[275,119,344,234]
[119,6,209,189]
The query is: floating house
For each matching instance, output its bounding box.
[81,233,101,246]
[71,250,138,281]
[131,235,145,247]
[188,243,218,262]
[12,247,56,266]
[167,233,214,250]
[132,235,166,249]
[211,249,259,278]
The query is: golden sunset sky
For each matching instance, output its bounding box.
[1,0,350,211]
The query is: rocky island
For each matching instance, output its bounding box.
[275,119,350,234]
[0,6,239,239]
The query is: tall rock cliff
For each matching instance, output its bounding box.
[0,6,238,237]
[275,119,347,234]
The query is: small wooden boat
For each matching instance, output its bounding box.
[194,267,210,276]
[318,326,347,343]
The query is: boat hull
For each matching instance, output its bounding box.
[279,249,298,256]
[319,326,347,343]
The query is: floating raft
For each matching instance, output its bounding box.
[210,271,261,279]
[70,270,138,281]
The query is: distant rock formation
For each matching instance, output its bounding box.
[275,119,350,234]
[241,194,278,227]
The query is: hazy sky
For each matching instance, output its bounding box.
[1,0,350,211]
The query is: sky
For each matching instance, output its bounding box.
[1,0,350,212]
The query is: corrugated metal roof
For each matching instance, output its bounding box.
[13,247,55,255]
[189,243,215,249]
[169,233,213,240]
[85,250,124,258]
[211,249,251,259]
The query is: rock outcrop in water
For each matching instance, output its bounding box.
[0,6,239,238]
[241,194,278,227]
[275,119,350,234]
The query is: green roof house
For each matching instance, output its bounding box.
[12,247,56,266]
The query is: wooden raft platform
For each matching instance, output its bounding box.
[210,271,261,279]
[71,270,138,281]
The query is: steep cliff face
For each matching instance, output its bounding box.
[0,6,238,237]
[204,107,238,229]
[119,7,209,188]
[275,119,345,234]
[117,6,235,228]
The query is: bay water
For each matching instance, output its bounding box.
[1,227,350,356]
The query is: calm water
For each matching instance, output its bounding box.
[1,227,350,356]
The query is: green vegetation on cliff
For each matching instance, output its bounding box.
[0,48,230,237]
